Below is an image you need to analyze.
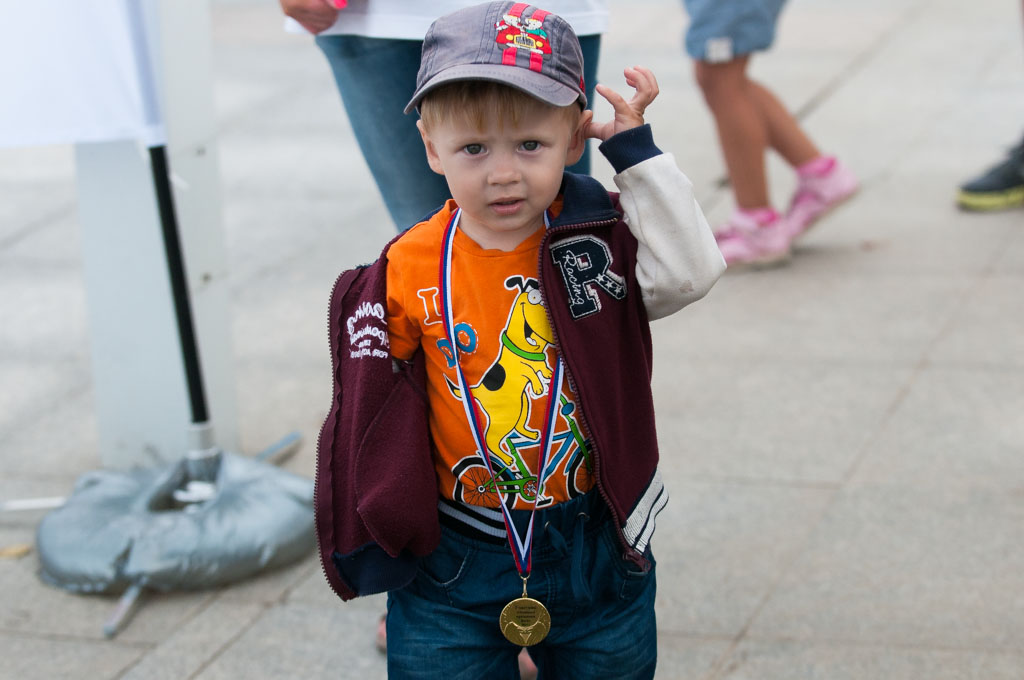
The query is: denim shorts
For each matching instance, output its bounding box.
[683,0,788,62]
[386,491,658,679]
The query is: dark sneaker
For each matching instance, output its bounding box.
[956,136,1024,211]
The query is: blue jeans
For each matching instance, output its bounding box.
[315,34,603,231]
[386,492,658,679]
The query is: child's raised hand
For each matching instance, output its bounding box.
[584,66,659,142]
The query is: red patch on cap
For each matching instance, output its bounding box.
[495,5,552,73]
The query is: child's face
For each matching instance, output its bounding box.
[418,104,587,251]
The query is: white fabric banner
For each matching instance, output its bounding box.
[0,0,165,148]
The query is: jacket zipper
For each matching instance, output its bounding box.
[313,269,353,602]
[538,218,648,569]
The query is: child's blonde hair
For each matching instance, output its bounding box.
[418,81,581,132]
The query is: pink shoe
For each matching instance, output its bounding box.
[786,157,859,239]
[715,210,792,269]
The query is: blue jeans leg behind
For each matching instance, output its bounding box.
[575,33,600,175]
[315,34,602,232]
[315,35,451,230]
[386,492,657,680]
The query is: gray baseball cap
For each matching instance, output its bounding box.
[404,2,586,114]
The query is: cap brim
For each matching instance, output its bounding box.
[404,64,585,114]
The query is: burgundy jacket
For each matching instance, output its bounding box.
[316,134,677,602]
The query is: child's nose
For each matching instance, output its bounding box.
[487,154,520,185]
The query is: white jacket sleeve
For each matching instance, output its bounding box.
[612,152,726,321]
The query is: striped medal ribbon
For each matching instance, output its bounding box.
[438,208,557,646]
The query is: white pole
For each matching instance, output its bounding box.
[153,0,239,455]
[75,0,238,467]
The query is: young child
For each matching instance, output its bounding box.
[314,3,725,678]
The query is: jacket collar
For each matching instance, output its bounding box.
[548,171,620,228]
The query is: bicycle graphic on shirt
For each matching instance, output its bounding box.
[452,395,593,511]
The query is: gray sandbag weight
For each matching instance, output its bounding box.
[36,452,314,593]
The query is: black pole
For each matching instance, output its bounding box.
[149,145,208,425]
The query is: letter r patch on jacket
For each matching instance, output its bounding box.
[550,236,626,319]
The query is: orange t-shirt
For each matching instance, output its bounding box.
[386,201,594,511]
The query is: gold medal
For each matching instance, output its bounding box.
[499,579,551,646]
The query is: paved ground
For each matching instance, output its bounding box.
[2,0,1024,678]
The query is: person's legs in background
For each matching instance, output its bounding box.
[316,35,451,230]
[684,0,857,268]
[692,53,795,268]
[695,56,819,210]
[575,34,601,175]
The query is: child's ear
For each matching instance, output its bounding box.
[565,109,593,167]
[417,120,446,175]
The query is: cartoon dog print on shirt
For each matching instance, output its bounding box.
[449,276,553,470]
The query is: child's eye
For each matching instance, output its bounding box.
[464,144,484,155]
[521,141,540,151]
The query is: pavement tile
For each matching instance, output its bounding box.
[0,206,80,267]
[285,561,382,609]
[0,267,89,358]
[932,88,1024,181]
[217,553,319,606]
[216,58,352,135]
[655,633,731,680]
[218,131,370,202]
[230,373,323,474]
[0,547,217,645]
[928,277,1024,369]
[652,480,834,636]
[994,229,1024,276]
[0,143,75,183]
[118,599,266,680]
[0,479,70,516]
[0,146,76,244]
[653,270,972,364]
[603,0,688,53]
[654,361,911,485]
[221,193,389,284]
[0,527,36,564]
[786,3,1024,195]
[0,358,92,437]
[791,196,1019,279]
[0,631,143,680]
[850,366,1024,489]
[214,48,339,131]
[193,600,387,680]
[230,261,350,362]
[0,390,101,481]
[714,639,1024,680]
[748,485,1024,648]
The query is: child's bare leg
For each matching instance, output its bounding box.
[746,79,820,168]
[693,56,769,209]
